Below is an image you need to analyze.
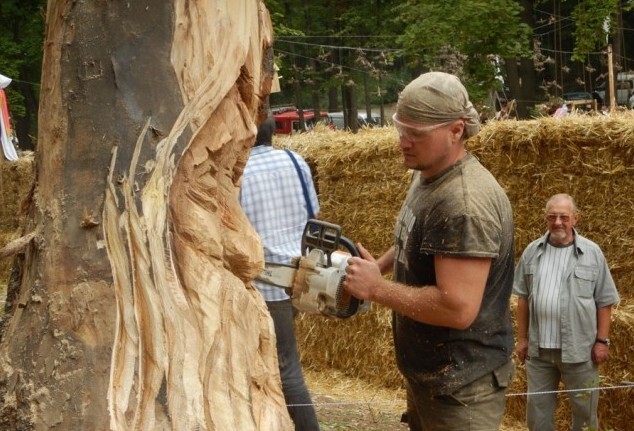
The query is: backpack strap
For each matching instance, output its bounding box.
[285,149,315,219]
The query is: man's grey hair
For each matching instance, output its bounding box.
[545,193,578,213]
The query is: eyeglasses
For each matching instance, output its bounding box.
[546,213,571,223]
[392,114,454,142]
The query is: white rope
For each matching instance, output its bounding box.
[505,382,634,398]
[289,382,634,408]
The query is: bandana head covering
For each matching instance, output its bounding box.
[396,72,480,138]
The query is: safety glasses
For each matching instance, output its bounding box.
[546,213,572,223]
[392,113,455,142]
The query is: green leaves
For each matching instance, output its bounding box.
[394,0,530,87]
[0,0,45,123]
[571,0,618,61]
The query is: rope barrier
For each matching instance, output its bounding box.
[288,381,634,408]
[506,382,634,398]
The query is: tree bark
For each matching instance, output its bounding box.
[504,56,522,114]
[0,1,292,430]
[518,0,537,118]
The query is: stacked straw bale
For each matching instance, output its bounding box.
[279,113,634,430]
[1,115,633,428]
[0,153,34,282]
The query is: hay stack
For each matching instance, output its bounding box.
[0,153,34,282]
[1,115,632,428]
[280,113,634,430]
[472,113,634,298]
[282,125,410,257]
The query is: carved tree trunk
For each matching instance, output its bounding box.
[0,1,291,430]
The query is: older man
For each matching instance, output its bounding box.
[514,193,619,431]
[343,72,515,430]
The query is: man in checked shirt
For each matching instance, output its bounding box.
[240,115,320,431]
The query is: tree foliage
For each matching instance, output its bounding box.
[264,0,533,108]
[570,0,618,61]
[0,0,45,147]
[0,0,633,140]
[393,0,531,96]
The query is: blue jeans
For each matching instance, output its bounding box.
[266,300,320,431]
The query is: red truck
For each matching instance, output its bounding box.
[272,107,328,135]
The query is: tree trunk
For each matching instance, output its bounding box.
[363,74,372,120]
[504,56,522,114]
[518,0,537,118]
[328,86,338,112]
[342,84,358,133]
[14,77,37,151]
[0,1,292,430]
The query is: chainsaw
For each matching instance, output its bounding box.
[256,219,371,318]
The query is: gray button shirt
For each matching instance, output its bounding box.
[513,230,620,363]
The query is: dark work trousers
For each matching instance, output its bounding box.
[266,299,320,431]
[405,359,515,431]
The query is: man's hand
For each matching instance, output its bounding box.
[343,243,384,301]
[592,342,610,365]
[515,338,529,365]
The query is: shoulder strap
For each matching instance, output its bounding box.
[284,149,314,218]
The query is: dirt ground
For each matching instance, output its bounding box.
[306,369,408,431]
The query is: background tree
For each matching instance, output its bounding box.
[4,0,633,145]
[530,0,633,103]
[337,0,403,127]
[266,0,333,115]
[0,0,45,150]
[0,1,292,429]
[393,0,532,106]
[503,0,538,118]
[266,0,404,129]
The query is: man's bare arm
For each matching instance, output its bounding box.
[344,251,490,329]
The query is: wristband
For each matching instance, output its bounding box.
[595,338,610,346]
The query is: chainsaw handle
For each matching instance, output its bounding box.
[337,235,360,258]
[319,230,362,318]
[302,219,341,261]
[335,234,363,318]
[303,219,360,264]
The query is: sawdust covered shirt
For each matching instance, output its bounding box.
[392,153,514,395]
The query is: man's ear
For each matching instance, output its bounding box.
[450,120,465,140]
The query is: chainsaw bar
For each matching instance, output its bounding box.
[257,262,297,289]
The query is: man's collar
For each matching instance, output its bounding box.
[537,228,582,254]
[251,145,275,154]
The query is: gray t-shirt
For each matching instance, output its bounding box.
[393,153,515,395]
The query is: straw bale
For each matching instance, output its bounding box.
[277,126,409,257]
[278,112,634,431]
[1,115,633,428]
[470,112,634,298]
[0,153,34,282]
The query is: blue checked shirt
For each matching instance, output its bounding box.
[240,145,320,301]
